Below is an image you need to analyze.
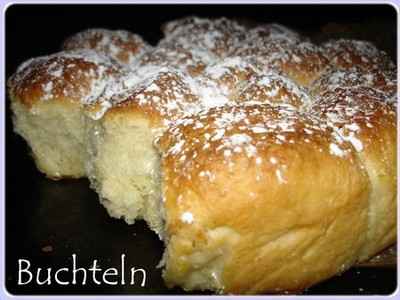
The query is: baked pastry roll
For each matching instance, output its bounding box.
[8,50,122,179]
[156,104,371,293]
[85,68,200,233]
[310,86,397,261]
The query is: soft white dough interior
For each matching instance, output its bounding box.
[356,150,396,261]
[11,100,87,178]
[162,226,241,292]
[86,114,165,235]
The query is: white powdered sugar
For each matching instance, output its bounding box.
[62,28,152,65]
[329,143,346,157]
[10,20,396,210]
[238,71,313,109]
[9,49,122,109]
[180,211,194,224]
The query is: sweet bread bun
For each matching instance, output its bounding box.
[160,16,246,58]
[231,36,329,87]
[310,86,397,261]
[156,104,371,293]
[85,68,200,233]
[62,28,152,66]
[8,50,122,179]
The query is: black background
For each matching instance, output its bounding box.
[5,4,398,295]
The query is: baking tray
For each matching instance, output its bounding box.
[5,4,397,295]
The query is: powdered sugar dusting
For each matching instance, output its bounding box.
[161,16,247,58]
[311,67,397,98]
[310,86,396,155]
[9,49,123,107]
[62,28,152,66]
[322,39,395,72]
[230,36,329,86]
[181,211,194,224]
[329,143,346,157]
[237,71,313,109]
[157,104,353,187]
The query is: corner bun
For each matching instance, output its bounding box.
[311,86,396,145]
[311,86,397,261]
[62,28,152,65]
[322,39,395,72]
[158,104,370,293]
[8,50,122,108]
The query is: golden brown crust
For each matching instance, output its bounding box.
[8,50,122,108]
[310,86,397,260]
[62,28,152,65]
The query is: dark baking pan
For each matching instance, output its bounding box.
[5,4,397,295]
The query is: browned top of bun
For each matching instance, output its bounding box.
[101,68,200,126]
[310,67,397,98]
[231,37,329,87]
[309,86,396,166]
[237,71,313,109]
[8,50,122,108]
[200,56,262,99]
[158,104,360,175]
[161,16,246,58]
[62,28,152,65]
[322,39,395,72]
